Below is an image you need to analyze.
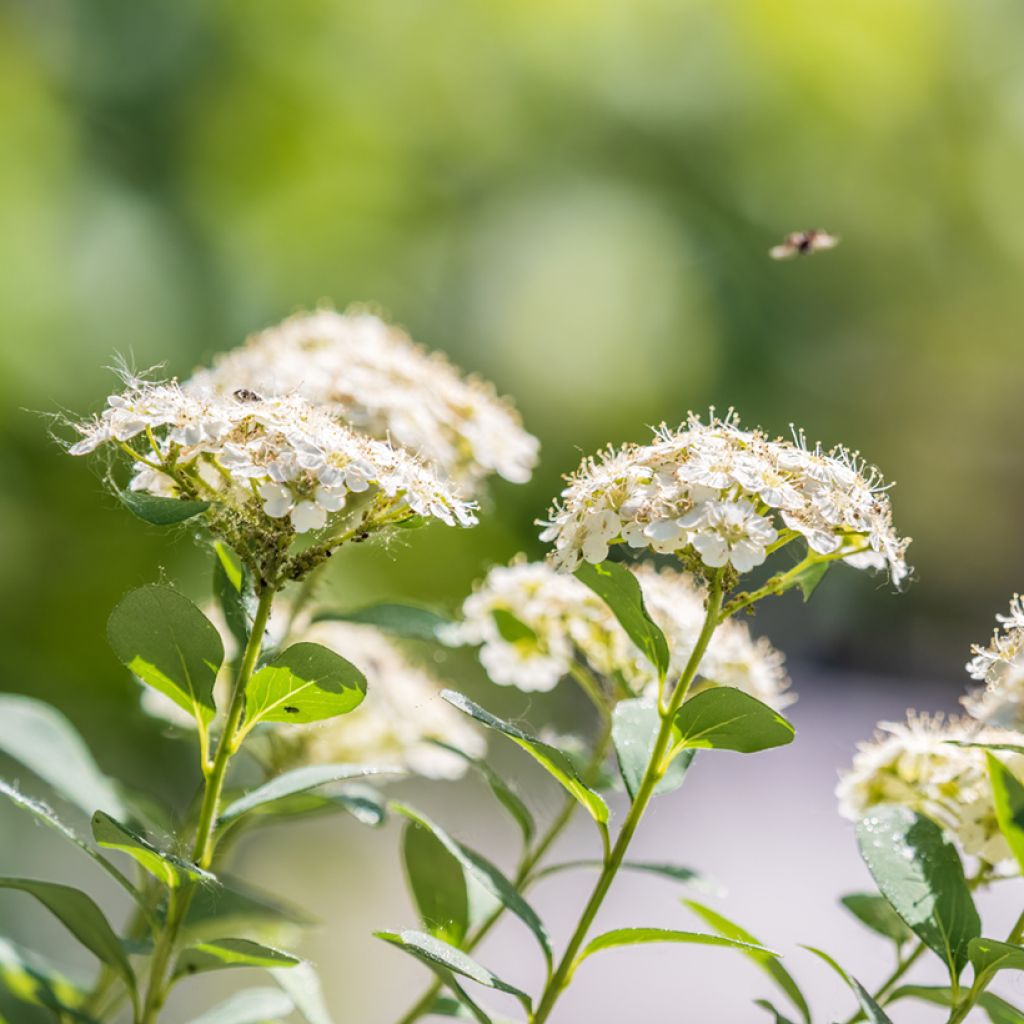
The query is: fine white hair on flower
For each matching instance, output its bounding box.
[184,307,540,495]
[962,594,1024,728]
[538,410,910,586]
[836,712,1024,865]
[67,374,478,536]
[443,557,792,709]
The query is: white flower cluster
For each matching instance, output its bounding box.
[185,308,540,495]
[68,377,477,535]
[444,558,792,709]
[963,596,1024,728]
[540,412,910,585]
[837,714,1024,865]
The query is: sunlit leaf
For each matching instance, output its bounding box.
[986,753,1024,874]
[91,811,209,889]
[672,688,795,753]
[0,938,89,1018]
[173,938,299,979]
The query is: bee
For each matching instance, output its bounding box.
[770,230,840,260]
[233,388,263,402]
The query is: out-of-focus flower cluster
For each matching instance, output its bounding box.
[839,592,1024,867]
[443,557,792,709]
[540,411,909,585]
[186,308,540,495]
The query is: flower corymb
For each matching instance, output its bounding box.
[539,411,910,585]
[963,594,1024,728]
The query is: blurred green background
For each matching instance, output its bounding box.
[2,0,1024,1015]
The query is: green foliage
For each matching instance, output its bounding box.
[612,698,692,800]
[969,938,1024,986]
[91,810,208,889]
[214,541,253,649]
[754,999,798,1024]
[672,688,795,753]
[0,938,89,1019]
[190,987,295,1024]
[856,805,980,981]
[574,561,669,677]
[403,821,471,947]
[173,939,299,979]
[534,859,714,892]
[839,893,914,946]
[314,604,452,642]
[107,584,223,727]
[118,490,210,525]
[888,986,1024,1024]
[243,643,366,728]
[986,753,1024,873]
[442,690,608,826]
[803,946,892,1024]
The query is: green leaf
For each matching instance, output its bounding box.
[792,561,830,601]
[403,821,471,946]
[191,988,294,1024]
[888,985,1024,1024]
[0,878,134,993]
[533,859,717,893]
[0,938,89,1017]
[184,875,316,940]
[574,561,669,677]
[840,893,914,945]
[672,688,795,753]
[573,928,778,980]
[333,784,388,828]
[91,811,209,889]
[391,804,551,967]
[118,490,210,525]
[270,961,336,1024]
[107,584,223,727]
[430,741,534,844]
[754,999,798,1024]
[612,698,692,800]
[803,946,892,1024]
[219,764,396,823]
[173,939,299,979]
[969,937,1024,986]
[0,695,125,817]
[987,753,1024,873]
[682,900,809,1024]
[856,805,980,980]
[0,782,140,901]
[375,930,531,1018]
[490,608,538,644]
[441,690,608,826]
[244,643,366,729]
[313,604,452,642]
[214,542,253,649]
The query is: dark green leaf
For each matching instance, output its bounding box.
[403,821,471,946]
[612,698,692,800]
[441,691,608,826]
[91,811,209,889]
[244,643,366,728]
[856,805,980,980]
[0,696,125,817]
[270,962,336,1024]
[672,688,795,753]
[190,988,294,1024]
[490,609,538,644]
[173,939,299,979]
[107,585,223,726]
[313,604,452,642]
[0,878,134,993]
[790,561,830,601]
[219,764,396,823]
[0,937,89,1017]
[840,893,915,945]
[391,804,551,967]
[803,946,892,1024]
[987,753,1024,874]
[214,542,253,649]
[969,937,1024,985]
[887,985,1024,1024]
[118,490,209,525]
[683,900,809,1024]
[575,561,670,677]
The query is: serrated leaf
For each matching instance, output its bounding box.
[986,753,1024,874]
[91,811,208,889]
[0,696,125,817]
[441,690,608,826]
[857,805,979,980]
[0,937,89,1017]
[270,961,336,1024]
[313,604,452,641]
[391,804,551,967]
[191,987,294,1024]
[612,698,692,800]
[490,609,537,644]
[403,821,471,946]
[575,561,669,677]
[219,764,396,823]
[173,939,299,979]
[683,900,809,1024]
[118,490,209,525]
[0,878,134,993]
[803,946,891,1024]
[244,643,366,729]
[672,688,794,753]
[840,893,914,945]
[887,985,1024,1024]
[214,542,253,649]
[107,585,222,726]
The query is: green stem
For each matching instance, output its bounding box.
[945,907,1024,1024]
[137,586,275,1024]
[531,575,724,1024]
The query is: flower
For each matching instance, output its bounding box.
[444,557,792,709]
[963,595,1024,728]
[539,411,910,586]
[836,713,1024,865]
[68,375,477,551]
[184,307,540,495]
